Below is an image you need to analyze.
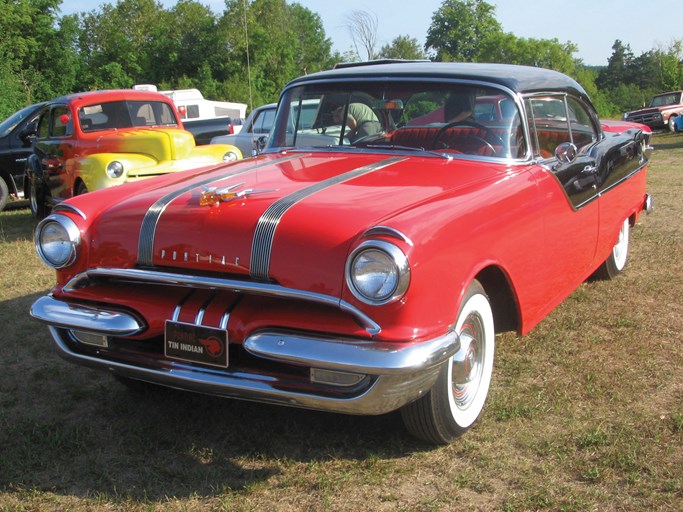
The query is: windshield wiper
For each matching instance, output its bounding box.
[364,144,453,160]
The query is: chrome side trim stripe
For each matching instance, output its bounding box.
[77,267,382,335]
[137,154,305,266]
[249,157,406,280]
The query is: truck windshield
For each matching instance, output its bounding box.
[78,100,179,132]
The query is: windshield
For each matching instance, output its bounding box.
[269,81,525,159]
[0,104,40,137]
[78,100,179,132]
[650,92,681,107]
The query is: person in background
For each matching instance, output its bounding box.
[332,103,381,142]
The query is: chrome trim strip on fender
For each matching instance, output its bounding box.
[137,154,306,266]
[362,226,414,246]
[69,267,383,335]
[30,295,144,335]
[249,157,406,280]
[53,203,87,220]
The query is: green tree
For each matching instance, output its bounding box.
[425,0,501,62]
[378,35,427,60]
[76,0,166,89]
[220,0,334,107]
[596,40,635,90]
[477,32,578,74]
[0,0,80,113]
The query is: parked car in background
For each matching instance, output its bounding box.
[0,102,47,211]
[24,89,241,218]
[133,85,247,125]
[30,62,651,444]
[211,103,277,157]
[183,117,242,145]
[622,90,683,132]
[673,114,683,132]
[133,85,246,145]
[601,119,653,152]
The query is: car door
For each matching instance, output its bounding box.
[526,95,600,290]
[1,105,46,190]
[34,104,75,200]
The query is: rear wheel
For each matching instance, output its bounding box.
[593,218,630,280]
[401,280,495,444]
[0,176,8,212]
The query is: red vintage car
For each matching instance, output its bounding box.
[31,62,651,444]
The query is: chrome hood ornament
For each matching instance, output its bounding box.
[199,183,276,207]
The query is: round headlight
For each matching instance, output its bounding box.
[346,240,410,305]
[223,151,239,162]
[106,161,124,178]
[35,215,81,268]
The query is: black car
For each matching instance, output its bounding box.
[0,102,47,211]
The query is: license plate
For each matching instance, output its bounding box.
[164,321,228,368]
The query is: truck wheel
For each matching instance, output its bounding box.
[401,279,495,444]
[0,177,8,212]
[28,174,49,219]
[668,116,677,133]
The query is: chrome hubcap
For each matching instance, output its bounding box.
[451,314,485,410]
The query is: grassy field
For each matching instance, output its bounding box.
[0,133,681,511]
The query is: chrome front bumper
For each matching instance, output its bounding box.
[31,295,460,415]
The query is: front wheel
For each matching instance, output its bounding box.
[668,116,677,133]
[401,280,495,444]
[28,174,49,219]
[593,218,630,280]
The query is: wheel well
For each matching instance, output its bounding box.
[475,266,519,334]
[74,177,86,195]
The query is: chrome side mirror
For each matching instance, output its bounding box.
[555,142,577,163]
[252,135,268,156]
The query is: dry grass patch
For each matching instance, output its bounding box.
[1,134,681,511]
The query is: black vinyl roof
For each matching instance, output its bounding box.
[286,61,589,100]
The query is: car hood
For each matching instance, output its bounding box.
[95,128,196,161]
[80,151,508,296]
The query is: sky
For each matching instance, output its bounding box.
[59,0,683,66]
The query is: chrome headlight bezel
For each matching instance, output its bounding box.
[345,240,410,306]
[106,160,124,179]
[34,215,81,269]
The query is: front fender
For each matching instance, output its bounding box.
[75,153,159,191]
[190,143,243,162]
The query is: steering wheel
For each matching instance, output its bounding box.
[432,121,506,155]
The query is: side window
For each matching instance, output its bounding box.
[566,97,597,149]
[37,112,50,138]
[253,109,275,134]
[526,96,572,158]
[50,106,72,137]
